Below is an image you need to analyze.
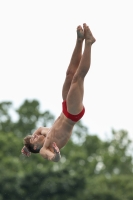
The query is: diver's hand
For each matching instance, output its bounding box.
[52,142,60,153]
[21,146,31,157]
[52,142,61,162]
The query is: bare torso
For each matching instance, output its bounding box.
[42,113,75,152]
[21,23,95,161]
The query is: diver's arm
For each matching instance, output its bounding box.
[32,127,50,137]
[40,142,61,162]
[32,127,43,136]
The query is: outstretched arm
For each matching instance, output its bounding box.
[40,142,61,162]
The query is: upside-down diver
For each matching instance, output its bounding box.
[21,23,96,162]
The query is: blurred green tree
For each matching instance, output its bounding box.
[0,100,55,138]
[0,101,13,133]
[0,100,133,200]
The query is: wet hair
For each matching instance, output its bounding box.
[24,135,41,153]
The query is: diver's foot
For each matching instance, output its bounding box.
[77,25,84,42]
[83,23,96,45]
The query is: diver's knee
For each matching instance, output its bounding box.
[72,71,85,83]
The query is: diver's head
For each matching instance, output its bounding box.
[24,134,45,153]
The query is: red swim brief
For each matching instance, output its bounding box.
[62,100,85,122]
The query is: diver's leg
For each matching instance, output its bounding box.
[62,25,84,100]
[66,23,96,114]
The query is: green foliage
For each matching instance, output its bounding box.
[14,99,55,138]
[86,175,133,200]
[0,101,13,133]
[0,99,55,138]
[0,100,133,200]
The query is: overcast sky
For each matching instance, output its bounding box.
[0,0,133,140]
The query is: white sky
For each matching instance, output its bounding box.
[0,0,133,140]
